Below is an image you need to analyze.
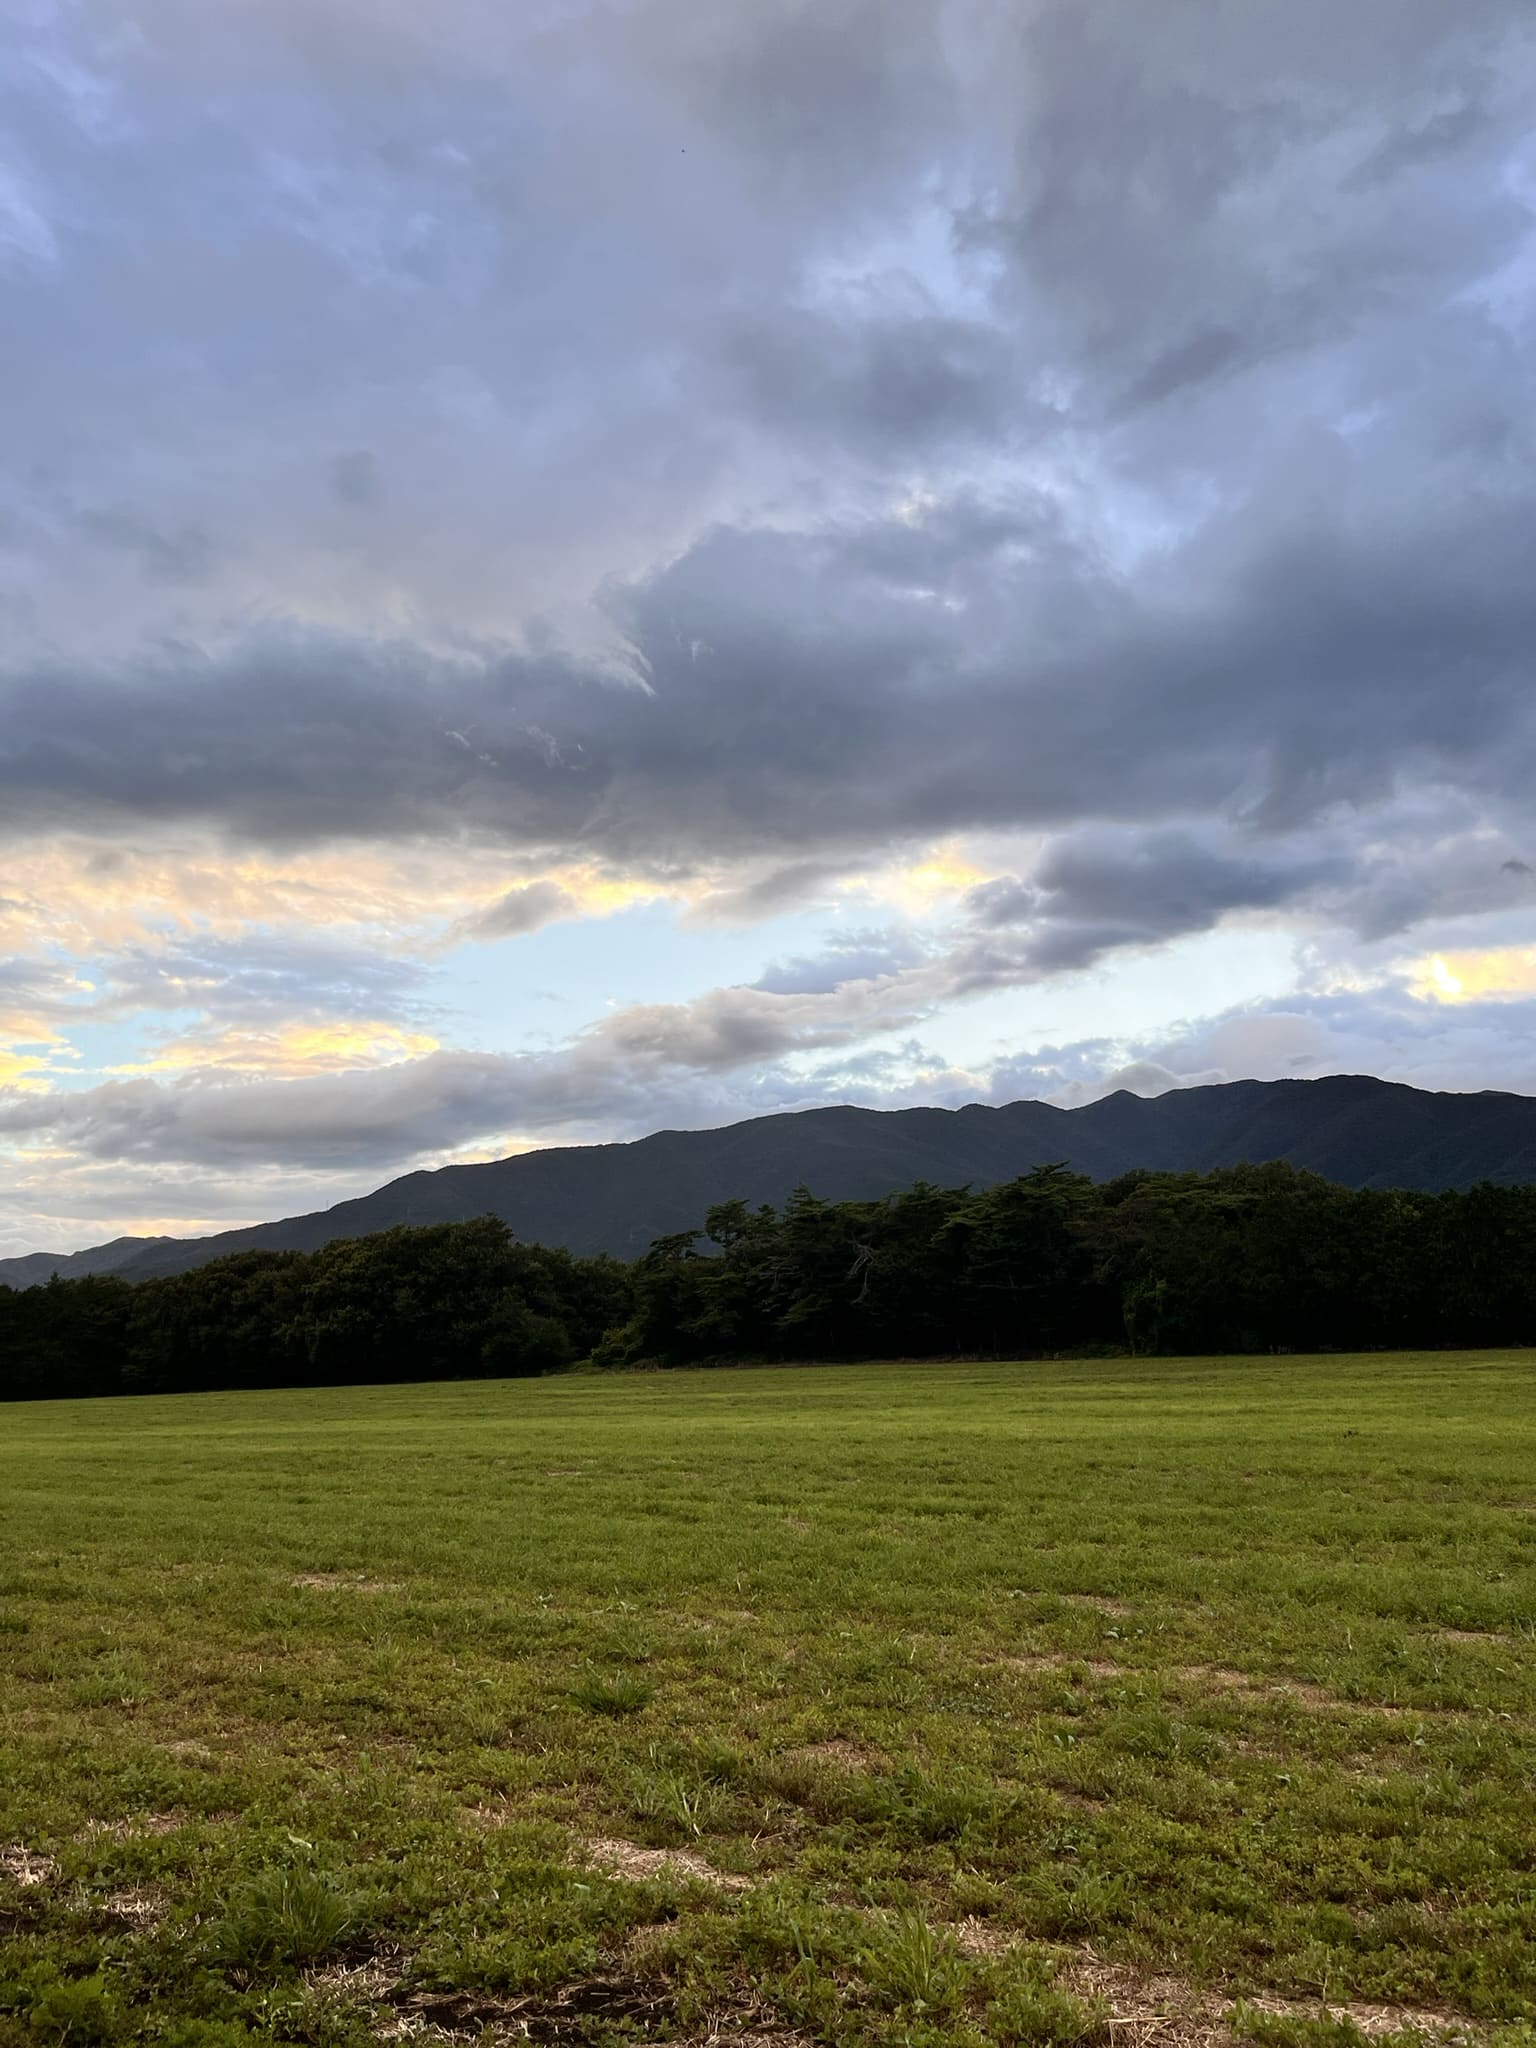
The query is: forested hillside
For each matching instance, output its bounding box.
[6,1160,1536,1399]
[8,1074,1536,1290]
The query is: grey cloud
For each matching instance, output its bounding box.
[73,505,214,584]
[968,0,1532,418]
[723,309,1024,454]
[0,1039,820,1175]
[0,954,93,1028]
[90,933,431,1026]
[1130,989,1536,1103]
[1122,326,1248,411]
[1,428,1535,923]
[14,956,1536,1193]
[0,0,1529,928]
[683,861,847,927]
[331,450,384,507]
[0,959,943,1172]
[753,928,932,996]
[957,806,1536,984]
[1227,795,1536,947]
[964,878,1040,928]
[0,447,1519,898]
[956,828,1391,982]
[457,880,578,941]
[654,0,957,210]
[1002,831,1347,962]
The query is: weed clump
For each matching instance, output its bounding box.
[571,1668,653,1717]
[625,1762,730,1841]
[859,1907,971,2015]
[204,1867,363,1972]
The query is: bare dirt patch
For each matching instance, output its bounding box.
[1007,1654,1126,1678]
[1063,1950,1484,2046]
[1059,1594,1134,1617]
[309,1957,403,2001]
[943,1932,1487,2041]
[100,1888,167,1928]
[291,1572,403,1592]
[385,1974,673,2042]
[80,1811,187,1841]
[579,1835,752,1892]
[789,1739,882,1771]
[1169,1666,1337,1709]
[1434,1629,1510,1646]
[1006,1656,1437,1714]
[1,1846,56,1887]
[952,1915,1016,1959]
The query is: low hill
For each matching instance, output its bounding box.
[5,1073,1535,1288]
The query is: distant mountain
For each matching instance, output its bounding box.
[6,1074,1536,1290]
[0,1235,176,1289]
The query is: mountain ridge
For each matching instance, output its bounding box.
[4,1073,1532,1289]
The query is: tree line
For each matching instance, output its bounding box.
[5,1161,1536,1400]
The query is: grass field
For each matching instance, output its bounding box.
[2,1354,1534,2048]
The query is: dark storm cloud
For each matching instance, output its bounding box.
[966,0,1530,416]
[960,832,1352,974]
[0,0,1533,926]
[722,309,1025,455]
[3,444,1535,897]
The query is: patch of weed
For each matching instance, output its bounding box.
[570,1667,654,1717]
[204,1868,363,1973]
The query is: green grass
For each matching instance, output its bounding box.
[1,1353,1534,2048]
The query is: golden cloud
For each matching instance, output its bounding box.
[865,842,992,914]
[0,1048,51,1090]
[111,1019,441,1079]
[0,833,682,951]
[1407,948,1536,1004]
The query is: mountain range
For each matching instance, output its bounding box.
[5,1073,1535,1290]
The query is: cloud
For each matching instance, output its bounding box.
[959,831,1351,975]
[3,0,1536,1249]
[330,450,384,508]
[683,861,849,927]
[722,308,1026,456]
[110,1019,440,1079]
[459,879,579,940]
[1404,947,1536,1005]
[2,425,1535,891]
[0,1,1528,886]
[754,928,932,996]
[72,504,214,584]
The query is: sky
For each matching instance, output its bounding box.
[2,0,1536,1256]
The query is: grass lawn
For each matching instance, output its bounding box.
[1,1353,1533,2048]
